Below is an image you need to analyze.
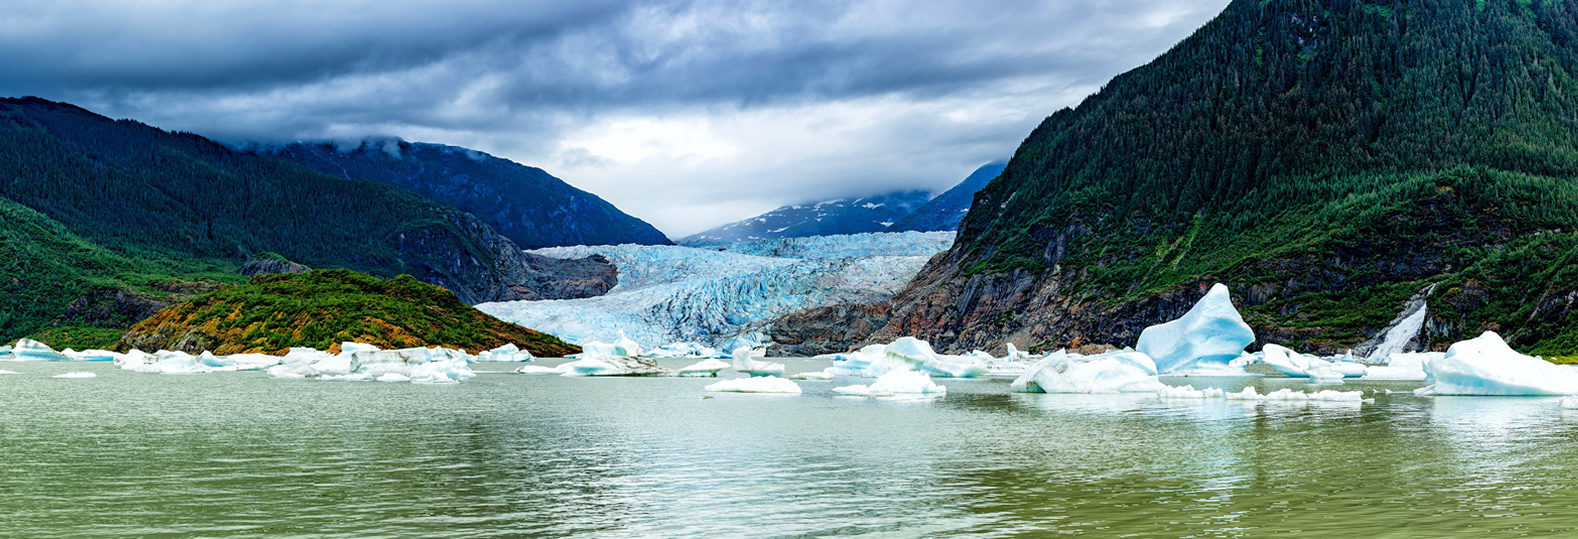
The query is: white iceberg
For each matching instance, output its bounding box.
[731,347,785,377]
[1157,384,1226,399]
[675,357,731,377]
[1361,352,1439,381]
[1010,350,1168,394]
[821,344,908,378]
[52,371,96,379]
[516,364,569,375]
[1563,396,1578,409]
[790,371,835,381]
[821,337,987,379]
[4,339,68,361]
[409,359,476,384]
[318,372,374,382]
[560,355,670,377]
[1259,344,1367,378]
[577,331,644,358]
[477,343,535,362]
[705,376,802,394]
[1227,387,1364,402]
[832,369,946,397]
[1414,331,1578,396]
[0,370,18,375]
[339,342,381,354]
[377,373,411,383]
[152,354,214,375]
[1135,284,1256,375]
[62,349,119,362]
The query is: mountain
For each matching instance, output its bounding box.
[680,190,931,245]
[876,0,1578,357]
[0,97,613,346]
[889,162,1007,232]
[120,270,580,356]
[254,140,671,249]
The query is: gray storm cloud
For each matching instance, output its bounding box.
[0,0,1231,237]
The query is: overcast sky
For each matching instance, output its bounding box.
[0,0,1230,238]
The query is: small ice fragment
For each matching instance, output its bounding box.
[675,357,730,377]
[705,376,802,394]
[52,371,96,379]
[832,369,946,397]
[790,371,835,381]
[377,373,412,383]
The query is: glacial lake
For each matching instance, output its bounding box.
[4,359,1578,537]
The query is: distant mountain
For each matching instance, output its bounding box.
[0,97,612,346]
[888,162,1007,232]
[252,140,671,249]
[680,190,931,245]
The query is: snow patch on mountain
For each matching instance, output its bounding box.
[478,232,955,349]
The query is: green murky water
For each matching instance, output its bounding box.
[2,359,1577,537]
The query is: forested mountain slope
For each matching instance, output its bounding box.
[0,98,611,346]
[877,0,1578,356]
[256,140,671,249]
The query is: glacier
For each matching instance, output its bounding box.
[1414,332,1578,396]
[477,231,954,351]
[1136,283,1256,375]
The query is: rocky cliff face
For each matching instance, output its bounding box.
[392,211,617,304]
[768,303,892,357]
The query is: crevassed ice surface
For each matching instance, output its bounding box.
[7,360,1578,537]
[478,232,954,347]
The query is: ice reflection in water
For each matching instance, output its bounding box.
[1,360,1577,537]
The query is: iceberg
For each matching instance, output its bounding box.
[647,342,726,359]
[52,371,96,379]
[4,339,68,361]
[377,373,411,383]
[1135,284,1255,375]
[1259,344,1367,378]
[152,354,214,375]
[1010,350,1168,394]
[516,364,569,375]
[1227,387,1365,402]
[1414,332,1578,396]
[790,371,835,381]
[832,369,946,397]
[705,376,803,394]
[409,359,476,384]
[339,342,381,354]
[731,347,785,377]
[62,349,119,362]
[576,332,645,359]
[318,372,374,382]
[675,357,731,377]
[560,356,671,377]
[1157,385,1226,399]
[1361,352,1439,381]
[1563,396,1578,409]
[821,337,988,379]
[0,370,18,375]
[821,344,908,378]
[477,343,535,362]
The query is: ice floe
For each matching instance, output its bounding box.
[1157,385,1226,399]
[61,349,118,362]
[832,369,947,397]
[1259,344,1367,378]
[3,339,69,361]
[516,365,569,375]
[1135,283,1256,375]
[52,372,96,379]
[560,355,671,377]
[705,376,802,394]
[1562,396,1578,409]
[0,370,18,375]
[409,359,477,384]
[1227,387,1365,402]
[790,371,835,381]
[675,358,731,377]
[1010,350,1169,394]
[821,337,988,379]
[1414,332,1578,396]
[732,347,785,377]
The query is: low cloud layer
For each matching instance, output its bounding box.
[0,0,1230,237]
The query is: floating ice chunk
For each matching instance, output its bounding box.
[409,359,476,384]
[1004,343,1037,362]
[885,337,989,378]
[52,371,96,379]
[731,347,785,377]
[1362,352,1439,381]
[154,354,213,375]
[675,358,731,377]
[1563,396,1578,409]
[705,375,802,394]
[4,339,68,361]
[349,350,415,376]
[822,344,907,377]
[1227,387,1364,401]
[0,370,18,375]
[516,364,569,375]
[1414,331,1578,396]
[196,352,233,368]
[62,349,119,362]
[318,372,374,382]
[648,342,726,359]
[309,356,354,376]
[577,332,645,358]
[1135,284,1256,375]
[477,343,536,362]
[832,369,946,397]
[228,354,282,370]
[560,355,670,377]
[1260,344,1366,379]
[1011,350,1168,394]
[790,371,835,381]
[1157,385,1225,399]
[340,342,381,354]
[377,373,411,383]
